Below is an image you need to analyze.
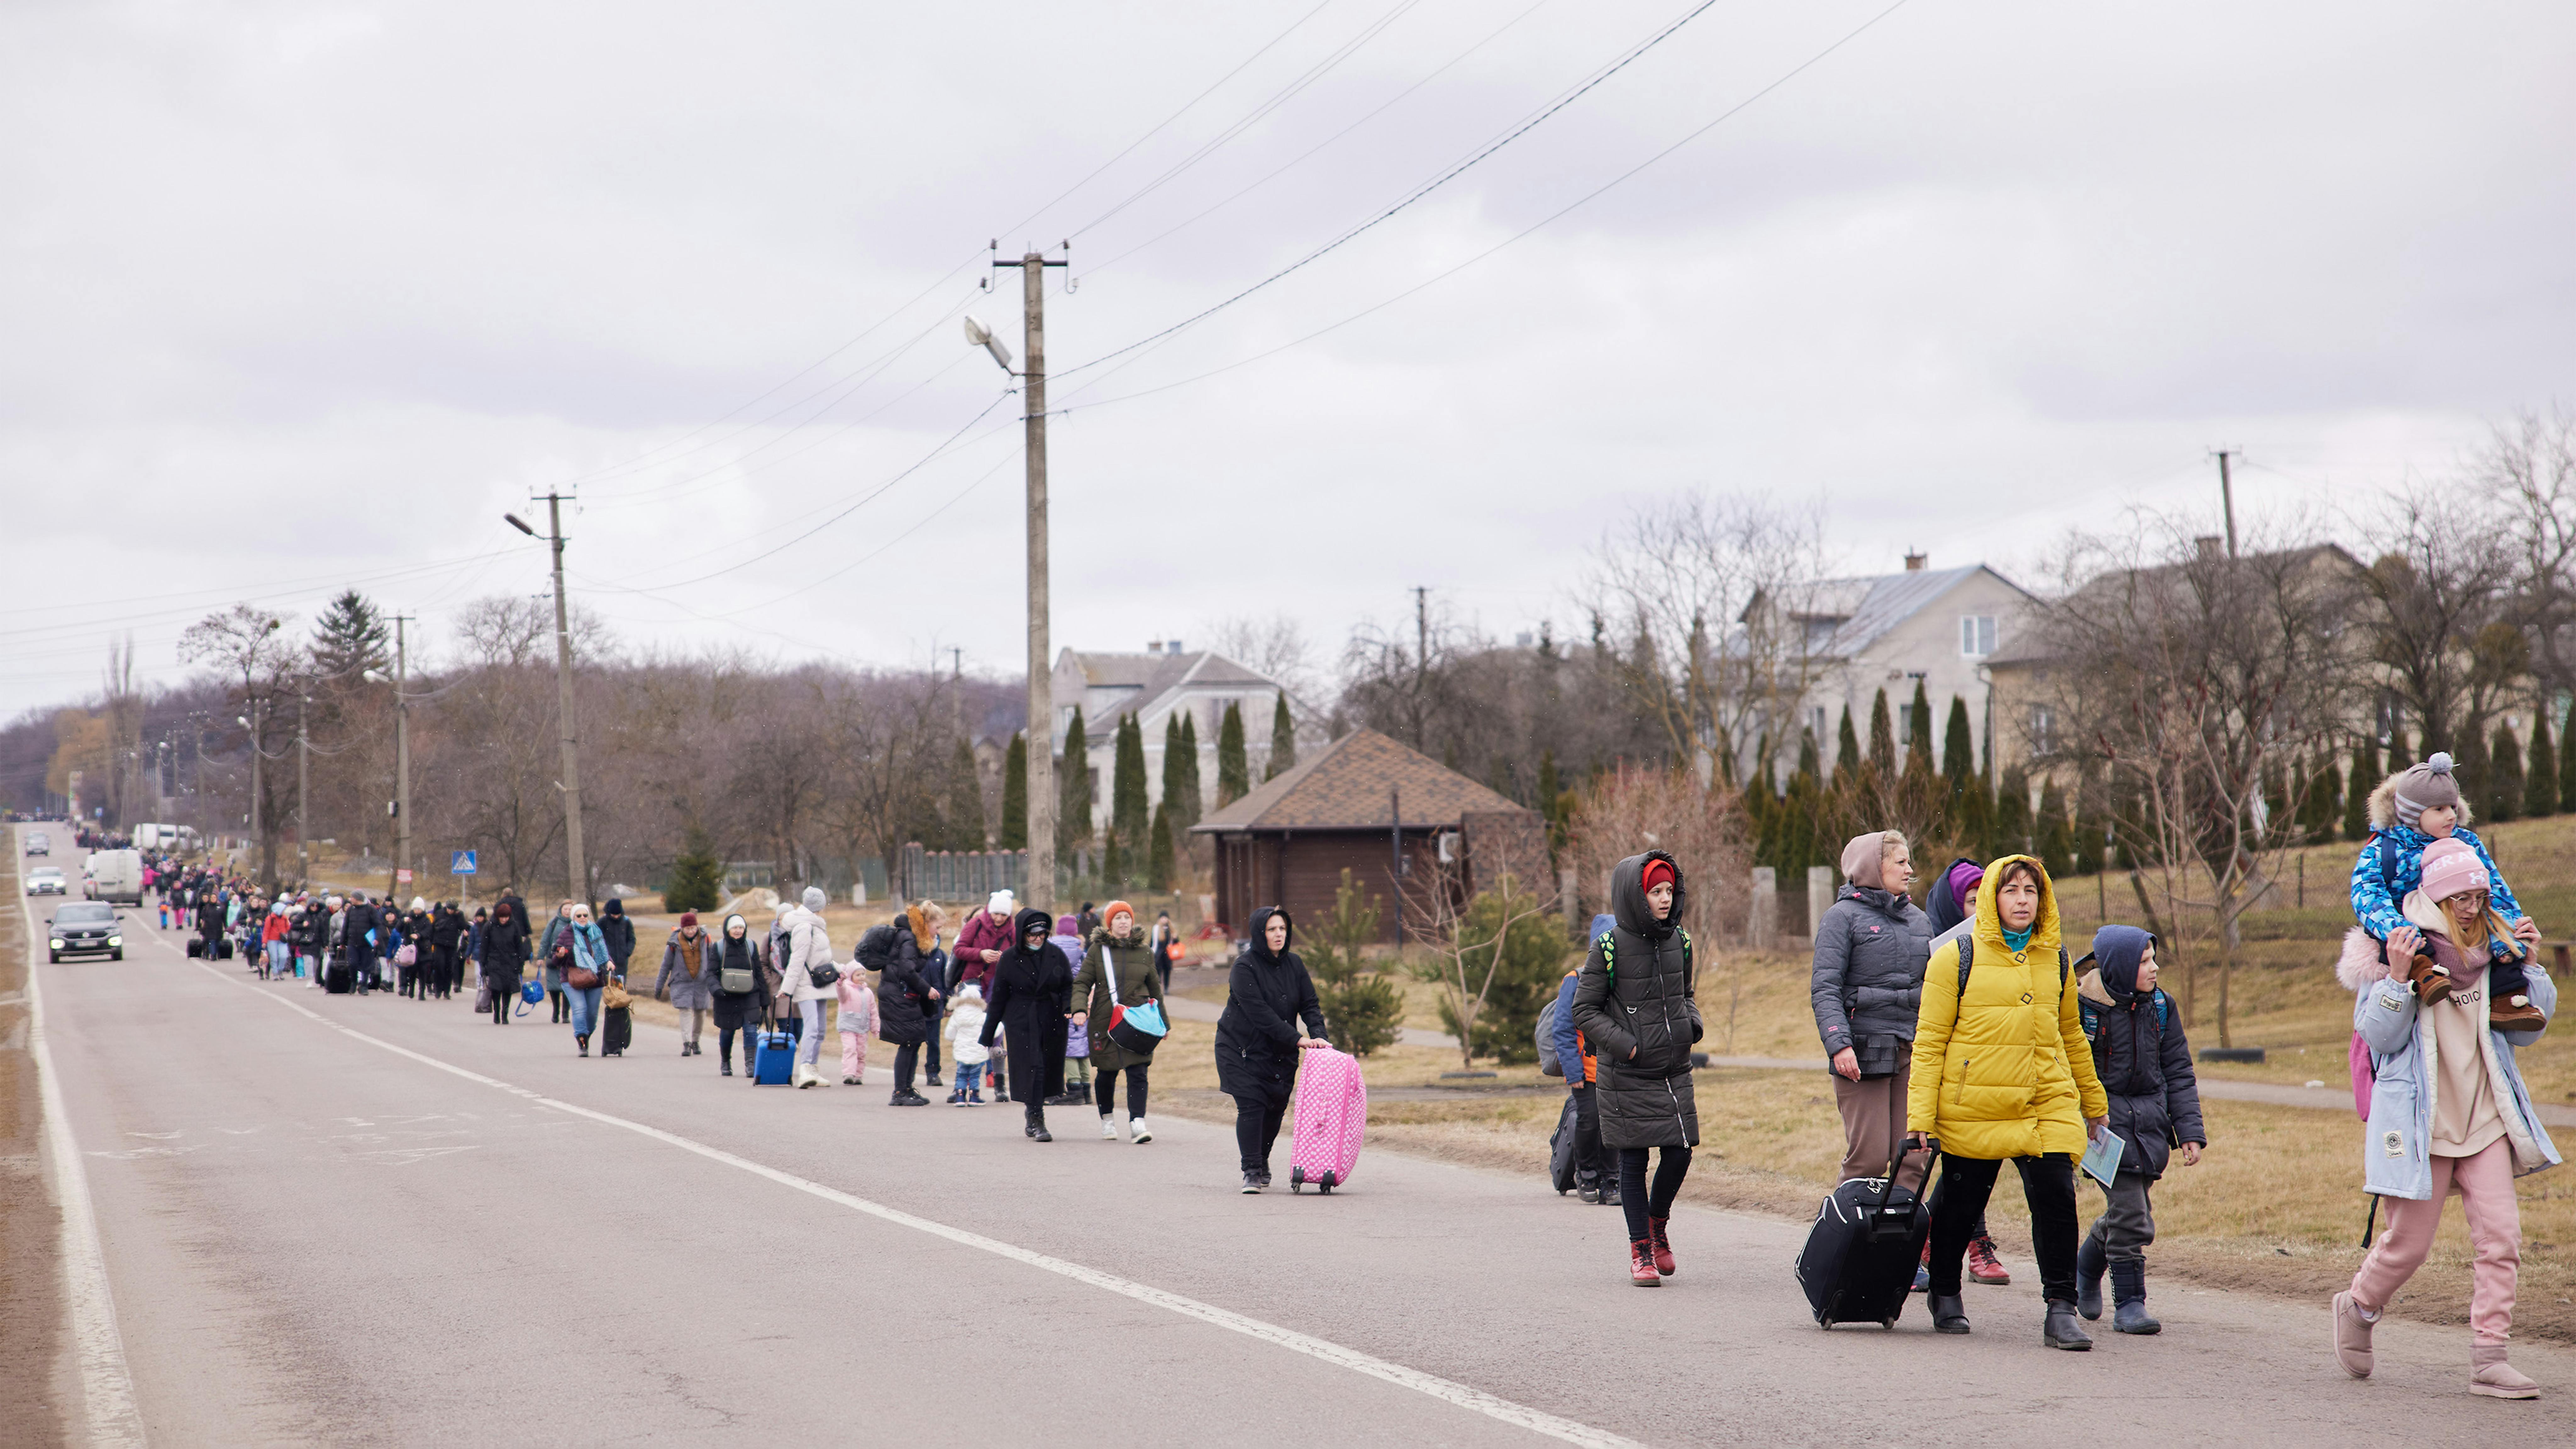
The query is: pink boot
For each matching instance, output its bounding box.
[2471,1343,2539,1399]
[2332,1292,2374,1379]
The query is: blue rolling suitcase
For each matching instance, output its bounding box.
[753,1029,796,1085]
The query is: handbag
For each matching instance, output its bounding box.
[394,943,418,967]
[1101,948,1169,1057]
[720,963,758,994]
[603,978,633,1010]
[475,981,495,1013]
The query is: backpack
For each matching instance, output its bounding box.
[855,923,900,972]
[2350,837,2406,1120]
[1536,997,1563,1076]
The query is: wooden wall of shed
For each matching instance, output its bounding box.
[1212,830,1438,945]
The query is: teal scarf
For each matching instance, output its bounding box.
[2001,925,2034,954]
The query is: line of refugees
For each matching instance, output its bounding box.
[1736,749,2554,1397]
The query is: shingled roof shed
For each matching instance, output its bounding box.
[1191,728,1550,942]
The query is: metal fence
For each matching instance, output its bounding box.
[895,844,1027,904]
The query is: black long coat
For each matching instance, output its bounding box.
[479,902,532,988]
[1572,851,1702,1150]
[877,931,938,1046]
[980,908,1071,1103]
[1215,908,1329,1112]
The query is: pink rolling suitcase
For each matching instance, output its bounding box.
[1288,1046,1367,1193]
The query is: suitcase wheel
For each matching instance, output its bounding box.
[1881,1318,1897,1330]
[1318,1170,1336,1193]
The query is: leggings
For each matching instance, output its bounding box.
[491,986,511,1024]
[1096,1065,1149,1120]
[894,1042,920,1093]
[1929,1152,2078,1302]
[1234,1099,1288,1174]
[1617,1146,1693,1242]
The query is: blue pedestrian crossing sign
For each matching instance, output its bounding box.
[451,850,478,875]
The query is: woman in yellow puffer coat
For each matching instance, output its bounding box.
[1904,855,2108,1349]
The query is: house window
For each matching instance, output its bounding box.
[2028,703,2057,755]
[1960,615,1997,658]
[1808,705,1827,742]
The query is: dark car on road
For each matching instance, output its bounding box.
[48,901,123,962]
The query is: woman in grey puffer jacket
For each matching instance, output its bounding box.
[1811,830,1932,1191]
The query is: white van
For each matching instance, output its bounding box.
[86,848,145,906]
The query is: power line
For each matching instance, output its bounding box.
[1062,0,1427,242]
[1055,0,1917,415]
[576,390,1020,594]
[996,2,1340,243]
[1082,0,1555,276]
[1057,0,1732,381]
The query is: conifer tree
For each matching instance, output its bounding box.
[1835,703,1861,784]
[2529,704,2560,819]
[1995,765,2034,857]
[2035,776,2075,878]
[945,737,986,850]
[999,732,1028,850]
[2343,735,2377,841]
[1867,689,1896,779]
[310,589,392,681]
[664,825,725,913]
[1215,702,1250,807]
[2489,721,2524,824]
[2561,703,2576,813]
[1265,695,1297,781]
[1147,800,1174,891]
[1113,713,1151,874]
[1174,713,1204,829]
[2385,720,2410,772]
[1059,709,1093,860]
[1161,714,1187,828]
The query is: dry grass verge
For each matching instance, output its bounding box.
[1,842,68,1446]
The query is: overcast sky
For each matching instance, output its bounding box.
[5,0,2571,719]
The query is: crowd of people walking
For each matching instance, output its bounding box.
[124,749,2553,1399]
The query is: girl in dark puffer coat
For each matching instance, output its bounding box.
[1572,851,1703,1286]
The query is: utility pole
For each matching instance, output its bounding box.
[519,494,588,907]
[392,613,414,901]
[2215,449,2239,559]
[245,697,264,886]
[994,246,1067,910]
[296,690,311,885]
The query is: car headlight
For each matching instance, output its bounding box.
[108,935,122,947]
[50,939,64,950]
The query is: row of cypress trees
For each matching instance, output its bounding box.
[984,695,1300,890]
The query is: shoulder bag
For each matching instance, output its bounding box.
[1102,948,1170,1057]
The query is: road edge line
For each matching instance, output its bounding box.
[185,957,1640,1449]
[18,868,147,1448]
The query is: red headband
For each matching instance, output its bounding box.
[1642,859,1676,892]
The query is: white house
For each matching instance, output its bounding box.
[1755,554,2038,780]
[1051,643,1290,830]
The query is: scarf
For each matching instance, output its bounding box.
[677,928,706,976]
[2001,925,2034,954]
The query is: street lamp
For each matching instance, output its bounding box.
[504,513,536,537]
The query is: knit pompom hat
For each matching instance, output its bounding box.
[2393,752,2461,831]
[2418,837,2489,903]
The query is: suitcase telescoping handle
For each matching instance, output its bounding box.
[1882,1135,1938,1210]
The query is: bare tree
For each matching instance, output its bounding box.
[2033,518,2365,1046]
[1200,612,1323,710]
[2354,487,2518,755]
[1563,763,1751,1046]
[179,604,302,881]
[2478,405,2576,704]
[1582,494,1836,786]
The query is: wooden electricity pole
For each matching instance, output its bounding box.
[543,493,587,906]
[996,248,1066,910]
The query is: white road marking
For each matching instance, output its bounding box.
[17,876,147,1447]
[189,958,1639,1449]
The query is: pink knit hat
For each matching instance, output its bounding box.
[2417,837,2489,903]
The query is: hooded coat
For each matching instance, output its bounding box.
[599,899,637,972]
[1072,927,1164,1074]
[1905,855,2108,1160]
[2074,925,2205,1178]
[2339,894,2559,1200]
[876,906,942,1046]
[1571,852,1703,1150]
[710,922,768,1031]
[1214,907,1328,1110]
[1810,841,1934,1075]
[980,908,1072,1102]
[479,899,531,987]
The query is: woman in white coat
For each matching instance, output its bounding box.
[774,887,840,1089]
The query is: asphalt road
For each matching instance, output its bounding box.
[17,824,2570,1446]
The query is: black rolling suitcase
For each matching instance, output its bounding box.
[325,959,354,994]
[186,938,204,959]
[1548,1095,1580,1194]
[1796,1144,1935,1329]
